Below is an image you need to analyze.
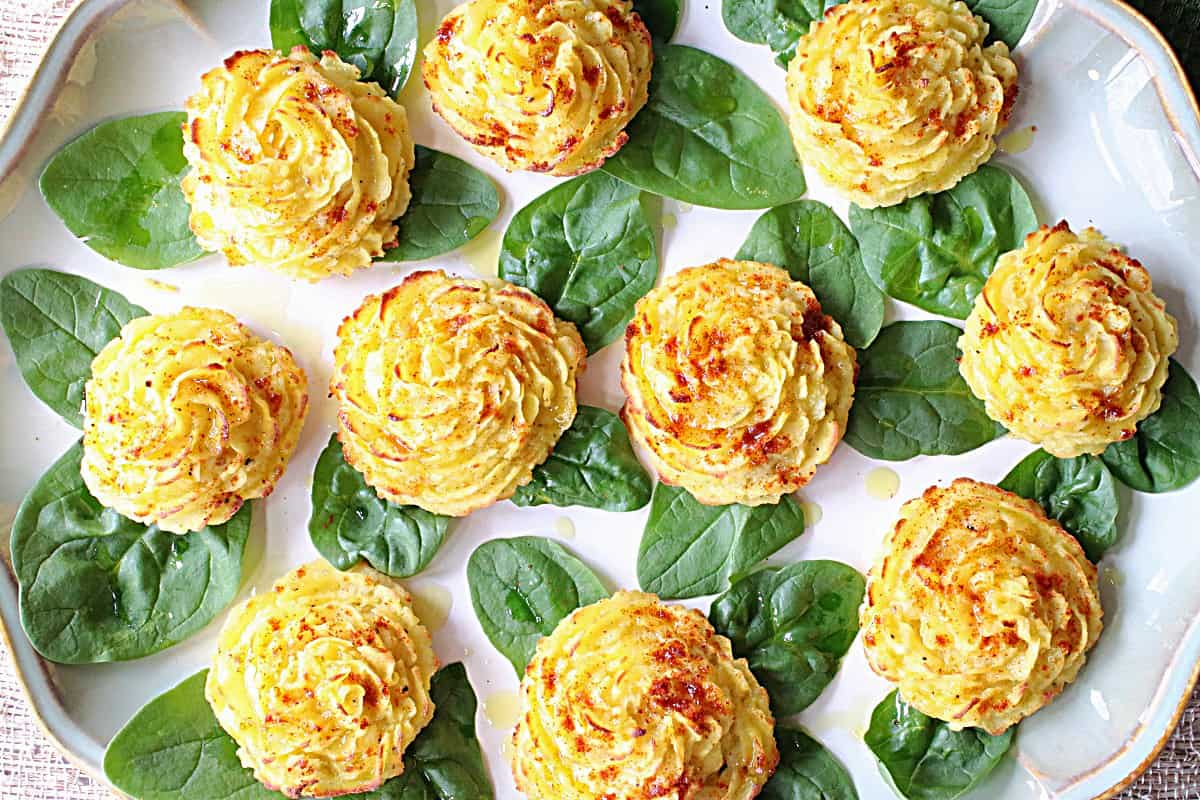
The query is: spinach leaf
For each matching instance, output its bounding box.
[638,483,805,600]
[381,146,500,263]
[722,0,839,68]
[737,199,885,348]
[999,449,1119,561]
[39,112,204,270]
[846,321,1006,461]
[269,0,419,96]
[309,435,448,577]
[601,44,806,210]
[468,536,608,675]
[1102,359,1200,493]
[499,171,657,353]
[634,0,680,41]
[11,442,251,664]
[762,727,859,800]
[966,0,1037,50]
[709,561,864,715]
[104,663,492,800]
[512,406,652,511]
[0,268,146,427]
[865,691,1014,800]
[848,165,1037,319]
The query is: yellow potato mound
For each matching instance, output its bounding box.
[331,270,586,516]
[511,590,779,800]
[206,561,436,798]
[81,307,308,534]
[621,260,857,506]
[959,223,1178,457]
[786,0,1018,208]
[423,0,652,176]
[182,48,415,281]
[861,479,1102,734]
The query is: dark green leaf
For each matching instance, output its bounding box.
[499,171,657,353]
[722,0,840,68]
[309,434,448,577]
[512,406,652,511]
[0,268,146,427]
[737,199,886,348]
[602,44,806,210]
[468,536,608,675]
[709,561,864,715]
[269,0,419,95]
[638,483,805,600]
[846,320,1006,461]
[762,727,859,800]
[1102,359,1200,493]
[39,112,204,270]
[381,146,500,262]
[634,0,680,41]
[999,449,1119,561]
[865,691,1014,800]
[965,0,1037,50]
[848,165,1037,319]
[11,442,251,664]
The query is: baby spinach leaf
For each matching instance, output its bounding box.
[468,536,608,675]
[40,112,204,270]
[499,171,658,353]
[381,146,500,262]
[848,165,1037,319]
[966,0,1037,50]
[601,44,806,210]
[638,483,805,600]
[11,442,251,664]
[709,560,864,715]
[1102,359,1200,493]
[722,0,840,68]
[737,199,886,348]
[865,691,1014,800]
[0,268,146,427]
[762,727,859,800]
[846,321,1006,461]
[309,434,448,578]
[634,0,681,41]
[999,449,1119,561]
[270,0,419,96]
[104,663,491,800]
[512,406,652,511]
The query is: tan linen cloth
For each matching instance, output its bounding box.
[0,0,1198,797]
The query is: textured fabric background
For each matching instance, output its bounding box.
[0,0,1198,797]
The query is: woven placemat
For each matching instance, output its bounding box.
[0,0,1198,797]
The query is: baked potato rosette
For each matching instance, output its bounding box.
[511,590,779,800]
[786,0,1018,208]
[861,479,1102,734]
[621,260,857,506]
[81,307,307,534]
[206,561,436,798]
[423,0,652,176]
[959,223,1178,457]
[182,48,415,281]
[332,270,586,516]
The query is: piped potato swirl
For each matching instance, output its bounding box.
[511,590,779,800]
[331,270,586,516]
[861,479,1103,734]
[423,0,652,176]
[81,307,308,534]
[959,223,1178,457]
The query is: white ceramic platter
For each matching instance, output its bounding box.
[1,0,1198,797]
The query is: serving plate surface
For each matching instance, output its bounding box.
[0,0,1198,797]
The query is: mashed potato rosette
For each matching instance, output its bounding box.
[861,479,1102,734]
[511,590,778,800]
[332,270,586,516]
[621,260,856,506]
[81,307,307,534]
[959,223,1178,457]
[182,48,415,281]
[423,0,652,176]
[206,561,436,797]
[786,0,1018,208]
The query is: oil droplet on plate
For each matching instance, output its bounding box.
[483,690,522,730]
[866,467,900,500]
[1102,564,1124,588]
[143,277,179,293]
[499,735,514,762]
[409,583,452,632]
[799,500,822,527]
[554,516,575,539]
[459,228,503,279]
[998,125,1037,155]
[662,213,678,229]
